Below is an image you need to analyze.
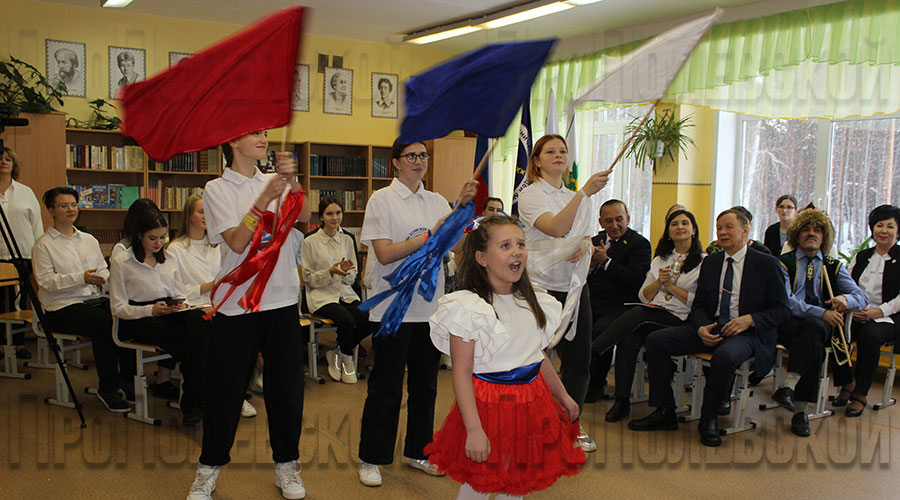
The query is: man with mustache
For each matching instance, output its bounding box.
[52,48,83,95]
[771,208,867,436]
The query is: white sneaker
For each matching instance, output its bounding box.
[576,425,597,453]
[358,462,382,487]
[326,348,341,382]
[339,352,357,384]
[439,353,453,370]
[251,370,264,394]
[186,464,219,500]
[406,458,443,476]
[241,399,257,418]
[274,461,306,499]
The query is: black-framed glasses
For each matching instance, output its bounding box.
[402,152,430,162]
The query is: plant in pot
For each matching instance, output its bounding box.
[66,99,120,130]
[623,108,695,172]
[0,56,65,115]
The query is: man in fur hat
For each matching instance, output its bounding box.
[771,209,867,436]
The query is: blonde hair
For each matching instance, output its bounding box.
[2,147,21,180]
[170,194,213,249]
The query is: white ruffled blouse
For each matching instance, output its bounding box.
[429,290,562,373]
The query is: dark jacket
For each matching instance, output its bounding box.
[689,246,790,371]
[851,244,900,353]
[763,222,785,256]
[588,227,651,312]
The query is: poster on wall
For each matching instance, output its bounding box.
[45,39,86,97]
[371,72,398,119]
[323,67,352,116]
[291,64,310,112]
[169,51,191,67]
[109,46,146,99]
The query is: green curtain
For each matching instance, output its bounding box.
[492,0,900,197]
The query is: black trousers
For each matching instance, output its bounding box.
[777,317,831,403]
[591,306,684,399]
[313,300,369,355]
[119,309,209,413]
[359,322,440,465]
[199,305,304,466]
[548,287,593,410]
[586,304,624,395]
[43,299,123,393]
[647,324,755,419]
[833,320,897,396]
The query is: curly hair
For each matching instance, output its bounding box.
[787,208,834,253]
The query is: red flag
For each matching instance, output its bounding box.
[120,7,304,162]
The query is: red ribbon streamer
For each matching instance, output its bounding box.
[204,189,305,319]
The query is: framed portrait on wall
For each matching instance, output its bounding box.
[371,72,398,119]
[169,51,191,67]
[323,67,352,116]
[45,39,86,97]
[291,64,309,112]
[109,46,146,99]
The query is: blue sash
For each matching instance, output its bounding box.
[474,361,541,385]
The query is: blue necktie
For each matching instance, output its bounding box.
[719,257,734,324]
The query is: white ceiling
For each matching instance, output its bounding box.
[39,0,842,53]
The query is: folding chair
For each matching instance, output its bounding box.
[758,344,834,420]
[31,314,97,408]
[680,353,757,435]
[0,262,31,379]
[112,316,173,426]
[874,343,897,411]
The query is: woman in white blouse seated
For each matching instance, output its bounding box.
[301,195,368,384]
[168,194,257,418]
[591,209,706,422]
[32,187,129,412]
[110,198,160,262]
[110,209,209,426]
[833,204,900,417]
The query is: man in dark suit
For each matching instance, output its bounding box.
[628,209,790,447]
[584,199,651,402]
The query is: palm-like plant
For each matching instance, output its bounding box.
[624,108,695,172]
[0,56,65,114]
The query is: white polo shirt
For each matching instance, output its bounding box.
[361,178,450,323]
[32,226,107,312]
[167,236,222,307]
[517,178,593,291]
[204,167,300,316]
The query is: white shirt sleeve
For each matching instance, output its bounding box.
[31,238,84,292]
[360,194,391,246]
[516,186,551,228]
[203,181,238,245]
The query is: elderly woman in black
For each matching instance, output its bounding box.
[832,204,900,417]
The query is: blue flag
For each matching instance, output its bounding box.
[511,91,533,216]
[399,39,556,144]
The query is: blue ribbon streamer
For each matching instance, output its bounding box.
[360,200,475,337]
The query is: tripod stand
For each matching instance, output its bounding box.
[0,118,86,427]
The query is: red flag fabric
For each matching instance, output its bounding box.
[120,7,303,162]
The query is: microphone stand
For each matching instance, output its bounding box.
[0,120,86,427]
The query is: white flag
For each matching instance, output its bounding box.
[565,94,577,175]
[575,8,722,105]
[545,88,558,135]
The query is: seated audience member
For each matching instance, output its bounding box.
[832,205,900,417]
[770,208,866,436]
[482,196,503,217]
[301,195,368,384]
[168,194,257,418]
[32,187,129,412]
[764,195,797,256]
[109,210,209,426]
[780,204,841,259]
[705,206,771,255]
[111,198,161,261]
[592,209,705,422]
[585,199,651,402]
[628,209,789,447]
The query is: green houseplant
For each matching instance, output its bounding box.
[623,108,695,172]
[66,98,120,130]
[0,56,65,114]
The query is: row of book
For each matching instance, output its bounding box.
[371,157,394,178]
[150,149,220,173]
[67,145,146,171]
[147,179,204,210]
[309,154,367,177]
[309,189,366,212]
[70,184,143,209]
[89,228,126,246]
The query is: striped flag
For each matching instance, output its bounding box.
[511,91,533,216]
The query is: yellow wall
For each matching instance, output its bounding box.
[0,1,453,146]
[649,104,716,247]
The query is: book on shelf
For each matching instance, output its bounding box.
[149,148,219,173]
[309,154,366,177]
[308,189,365,212]
[84,228,125,246]
[69,183,141,209]
[371,157,393,178]
[148,178,205,210]
[67,144,145,171]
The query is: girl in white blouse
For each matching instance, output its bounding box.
[591,209,706,422]
[0,147,44,358]
[167,194,222,307]
[109,209,208,426]
[515,134,609,451]
[301,195,368,384]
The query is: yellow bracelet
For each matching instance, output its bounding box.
[242,213,259,231]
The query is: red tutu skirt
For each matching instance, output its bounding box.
[424,372,586,495]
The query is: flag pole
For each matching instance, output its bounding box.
[605,98,661,173]
[448,138,496,214]
[273,122,292,229]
